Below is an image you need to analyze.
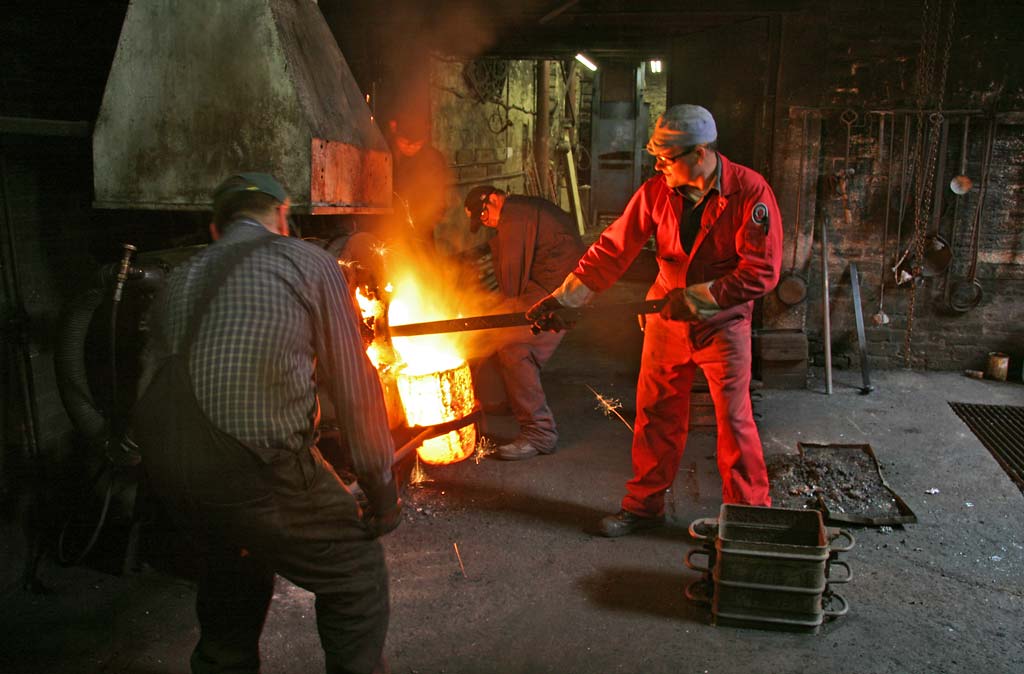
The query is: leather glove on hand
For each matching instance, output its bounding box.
[526,294,576,334]
[660,288,701,322]
[361,475,402,537]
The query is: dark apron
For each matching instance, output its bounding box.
[131,235,368,552]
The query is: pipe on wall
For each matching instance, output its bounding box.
[535,60,551,198]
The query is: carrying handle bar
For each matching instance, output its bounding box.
[828,528,856,553]
[826,559,853,584]
[688,518,718,541]
[822,591,849,617]
[685,547,712,573]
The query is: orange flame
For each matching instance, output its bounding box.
[396,360,475,464]
[359,266,478,465]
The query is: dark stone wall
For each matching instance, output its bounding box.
[765,0,1024,376]
[0,2,204,590]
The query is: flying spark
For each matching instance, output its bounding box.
[473,437,497,464]
[409,457,433,485]
[586,385,633,432]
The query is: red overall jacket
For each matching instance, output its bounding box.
[573,153,783,508]
[574,153,783,351]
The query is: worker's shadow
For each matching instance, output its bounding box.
[576,566,704,622]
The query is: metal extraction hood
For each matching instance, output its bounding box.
[93,0,391,213]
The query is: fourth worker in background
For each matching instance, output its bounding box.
[529,104,783,536]
[464,186,585,461]
[387,112,452,253]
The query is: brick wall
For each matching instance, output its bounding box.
[430,57,583,254]
[764,0,1024,376]
[430,58,536,253]
[0,1,212,590]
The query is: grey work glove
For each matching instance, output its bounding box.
[660,288,701,322]
[526,294,576,334]
[361,475,402,537]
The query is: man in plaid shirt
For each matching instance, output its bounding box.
[133,173,399,674]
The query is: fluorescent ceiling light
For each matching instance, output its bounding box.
[575,53,598,72]
[649,60,662,73]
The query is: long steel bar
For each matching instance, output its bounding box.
[389,299,667,337]
[821,216,832,395]
[849,263,873,394]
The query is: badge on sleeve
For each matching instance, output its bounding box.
[752,202,770,234]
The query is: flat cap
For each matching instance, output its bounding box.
[212,172,288,209]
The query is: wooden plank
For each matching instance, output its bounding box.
[564,131,586,235]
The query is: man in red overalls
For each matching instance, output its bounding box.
[528,104,783,536]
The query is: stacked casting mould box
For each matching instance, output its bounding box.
[685,505,854,633]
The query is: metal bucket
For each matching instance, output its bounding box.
[986,352,1009,382]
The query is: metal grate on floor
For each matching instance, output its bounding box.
[949,403,1024,493]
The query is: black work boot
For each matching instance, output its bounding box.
[598,509,665,537]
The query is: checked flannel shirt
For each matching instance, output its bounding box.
[139,219,393,485]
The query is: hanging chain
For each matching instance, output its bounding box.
[904,0,957,367]
[912,0,936,109]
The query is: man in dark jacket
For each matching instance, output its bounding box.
[463,186,585,460]
[132,173,400,674]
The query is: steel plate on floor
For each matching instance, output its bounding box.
[793,443,917,526]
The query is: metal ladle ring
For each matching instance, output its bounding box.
[947,279,983,312]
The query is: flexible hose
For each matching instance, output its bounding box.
[108,245,136,440]
[56,463,114,566]
[53,248,152,566]
[53,287,108,443]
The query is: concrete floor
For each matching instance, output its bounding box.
[3,282,1023,674]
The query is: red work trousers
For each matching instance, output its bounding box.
[621,313,770,516]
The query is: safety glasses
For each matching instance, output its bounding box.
[654,146,699,164]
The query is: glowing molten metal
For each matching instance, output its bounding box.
[356,283,477,465]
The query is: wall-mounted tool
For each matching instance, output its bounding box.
[891,114,914,286]
[838,109,858,226]
[894,113,951,286]
[777,111,810,306]
[948,118,996,312]
[872,114,895,326]
[950,116,973,195]
[943,115,972,309]
[821,214,833,396]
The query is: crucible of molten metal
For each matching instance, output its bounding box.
[356,286,479,466]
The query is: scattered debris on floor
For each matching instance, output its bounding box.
[453,542,468,578]
[767,444,916,525]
